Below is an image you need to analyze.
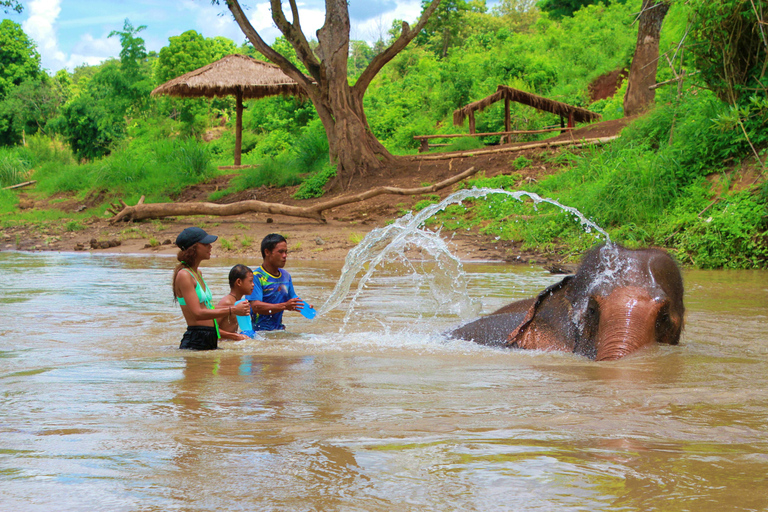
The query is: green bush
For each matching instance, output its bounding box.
[15,134,75,168]
[293,162,336,199]
[228,120,333,196]
[669,191,768,268]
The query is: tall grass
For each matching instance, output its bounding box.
[34,136,214,203]
[0,150,30,188]
[16,135,75,168]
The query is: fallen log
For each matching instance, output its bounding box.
[109,166,478,224]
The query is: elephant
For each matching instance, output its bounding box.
[449,244,684,361]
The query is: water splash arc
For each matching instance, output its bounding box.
[316,187,610,319]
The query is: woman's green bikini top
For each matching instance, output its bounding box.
[177,269,213,309]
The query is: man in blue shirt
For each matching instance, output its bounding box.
[246,234,307,331]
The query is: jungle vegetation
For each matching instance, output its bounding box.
[0,0,766,268]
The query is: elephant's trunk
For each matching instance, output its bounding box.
[594,287,663,361]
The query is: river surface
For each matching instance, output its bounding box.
[1,251,767,511]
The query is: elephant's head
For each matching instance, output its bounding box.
[507,244,684,360]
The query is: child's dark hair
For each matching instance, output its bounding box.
[229,264,253,288]
[261,233,286,258]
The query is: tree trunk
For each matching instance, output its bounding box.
[623,0,671,117]
[323,93,394,186]
[225,0,442,188]
[313,8,394,185]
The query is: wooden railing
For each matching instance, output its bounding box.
[413,127,573,153]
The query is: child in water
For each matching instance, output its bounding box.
[216,264,256,341]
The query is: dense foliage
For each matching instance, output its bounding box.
[0,0,766,267]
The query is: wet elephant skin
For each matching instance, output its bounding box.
[449,244,685,360]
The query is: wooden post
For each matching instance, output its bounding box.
[504,97,511,132]
[560,115,566,134]
[468,111,476,135]
[419,138,429,153]
[567,112,574,129]
[234,87,243,166]
[503,97,511,144]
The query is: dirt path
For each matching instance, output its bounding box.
[2,119,629,265]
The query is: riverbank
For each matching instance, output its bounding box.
[3,121,629,266]
[0,202,565,265]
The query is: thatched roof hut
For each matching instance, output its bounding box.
[151,54,309,166]
[151,54,306,100]
[453,85,601,133]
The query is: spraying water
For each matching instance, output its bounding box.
[316,187,610,324]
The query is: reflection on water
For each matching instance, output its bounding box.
[1,251,767,511]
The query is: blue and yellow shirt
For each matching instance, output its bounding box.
[246,266,297,331]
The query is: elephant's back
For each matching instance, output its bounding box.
[448,310,529,346]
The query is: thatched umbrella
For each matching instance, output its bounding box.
[151,54,307,166]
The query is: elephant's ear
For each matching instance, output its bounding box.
[506,275,576,352]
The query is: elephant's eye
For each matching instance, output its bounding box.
[587,298,599,317]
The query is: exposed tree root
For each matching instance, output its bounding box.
[108,166,478,224]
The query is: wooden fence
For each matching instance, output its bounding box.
[414,127,573,153]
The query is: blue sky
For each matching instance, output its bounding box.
[4,0,427,72]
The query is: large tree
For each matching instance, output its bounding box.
[623,0,671,116]
[155,30,217,83]
[222,0,441,186]
[0,19,41,101]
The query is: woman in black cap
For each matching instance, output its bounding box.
[172,227,250,350]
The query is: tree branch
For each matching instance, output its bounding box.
[269,0,322,77]
[224,0,315,91]
[353,0,442,96]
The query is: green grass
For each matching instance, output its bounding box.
[240,236,253,249]
[220,237,234,251]
[33,136,215,204]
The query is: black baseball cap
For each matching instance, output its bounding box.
[175,227,218,250]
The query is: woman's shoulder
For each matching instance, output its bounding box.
[175,268,196,285]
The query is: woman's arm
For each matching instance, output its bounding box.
[176,271,249,321]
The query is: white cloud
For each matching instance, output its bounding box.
[17,0,444,72]
[65,33,122,69]
[22,0,67,71]
[350,0,423,44]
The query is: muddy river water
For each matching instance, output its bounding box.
[1,251,767,511]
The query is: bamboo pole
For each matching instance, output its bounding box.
[2,180,37,190]
[414,136,619,161]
